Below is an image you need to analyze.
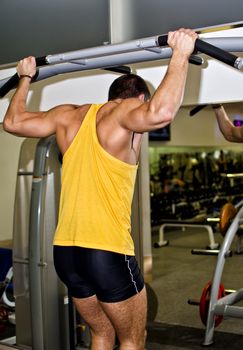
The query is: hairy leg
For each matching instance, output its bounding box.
[100,286,147,350]
[73,295,116,350]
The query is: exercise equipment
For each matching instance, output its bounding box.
[0,306,9,332]
[189,199,243,346]
[189,104,210,116]
[0,268,14,309]
[189,104,209,116]
[188,281,232,327]
[146,283,159,323]
[150,149,243,229]
[0,248,14,309]
[0,249,13,335]
[9,137,70,350]
[199,281,225,328]
[189,101,232,116]
[219,202,237,236]
[158,35,243,69]
[206,201,239,237]
[1,35,243,97]
[154,221,219,250]
[154,200,239,249]
[191,249,232,256]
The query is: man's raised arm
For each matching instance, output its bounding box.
[3,56,74,138]
[118,28,198,133]
[213,105,243,143]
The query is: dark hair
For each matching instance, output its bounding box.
[108,73,151,101]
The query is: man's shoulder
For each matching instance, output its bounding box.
[119,98,143,108]
[54,104,92,121]
[55,103,90,112]
[109,98,143,116]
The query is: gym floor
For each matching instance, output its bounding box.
[145,226,243,349]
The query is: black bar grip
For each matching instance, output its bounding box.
[104,65,131,74]
[195,39,240,68]
[0,73,19,98]
[35,56,47,66]
[157,34,168,47]
[189,55,203,66]
[158,34,200,66]
[189,104,208,116]
[0,56,47,98]
[191,249,220,256]
[158,35,202,66]
[157,35,242,69]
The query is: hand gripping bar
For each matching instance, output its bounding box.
[158,34,243,118]
[0,55,131,98]
[0,56,46,98]
[157,34,243,69]
[1,34,242,98]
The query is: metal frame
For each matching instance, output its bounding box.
[203,199,243,346]
[28,137,71,350]
[4,136,71,350]
[43,36,243,66]
[155,223,219,250]
[1,36,243,96]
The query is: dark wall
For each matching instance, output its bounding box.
[128,0,243,39]
[1,0,243,66]
[0,0,109,65]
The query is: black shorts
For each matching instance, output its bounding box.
[53,246,144,303]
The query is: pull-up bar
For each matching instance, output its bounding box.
[158,35,243,69]
[1,34,243,98]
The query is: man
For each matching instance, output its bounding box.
[213,104,243,142]
[3,28,197,350]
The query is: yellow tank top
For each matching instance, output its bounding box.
[53,104,138,255]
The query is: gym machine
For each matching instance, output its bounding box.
[1,35,243,96]
[0,136,72,350]
[153,200,241,250]
[154,220,219,250]
[0,136,85,349]
[188,199,243,346]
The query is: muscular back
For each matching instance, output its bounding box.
[58,100,143,165]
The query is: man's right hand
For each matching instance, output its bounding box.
[167,28,198,59]
[17,56,36,78]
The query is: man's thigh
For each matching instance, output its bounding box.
[100,286,147,341]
